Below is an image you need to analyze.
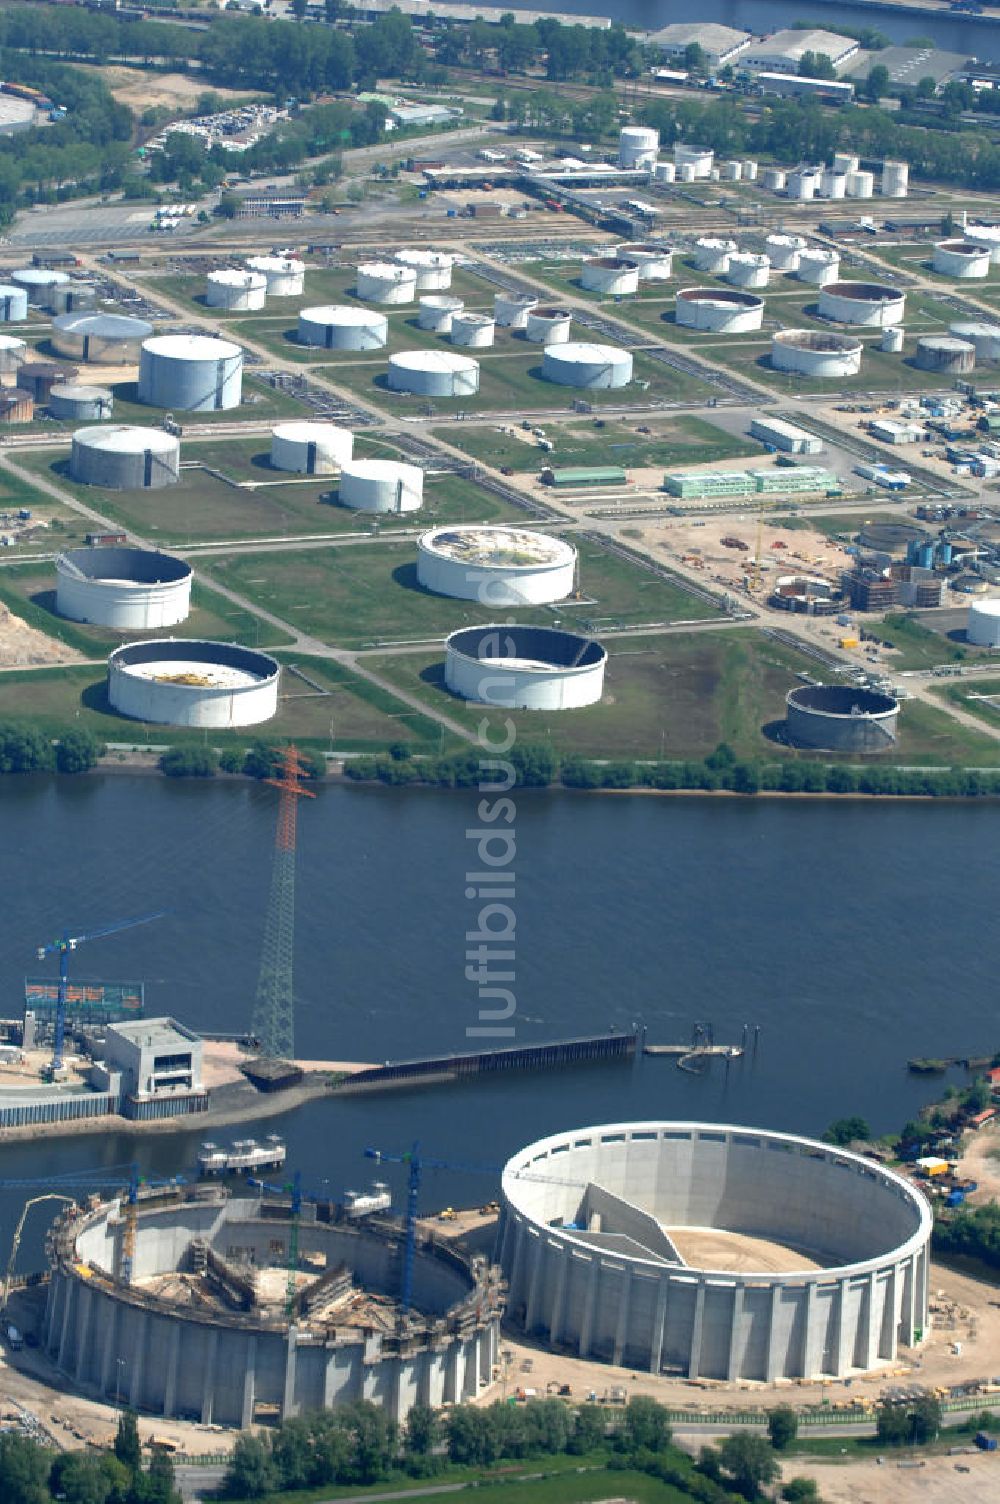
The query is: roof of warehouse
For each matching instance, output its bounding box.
[107,1016,199,1048]
[649,23,750,51]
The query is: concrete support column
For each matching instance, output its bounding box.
[128,1314,148,1411]
[43,1276,58,1348]
[765,1285,782,1382]
[283,1326,299,1419]
[56,1278,74,1370]
[73,1286,93,1384]
[201,1329,219,1425]
[688,1285,706,1380]
[163,1323,182,1419]
[578,1260,600,1359]
[362,1363,378,1403]
[241,1335,257,1428]
[801,1284,821,1378]
[548,1255,568,1347]
[465,1334,482,1399]
[612,1269,631,1368]
[449,1342,465,1405]
[323,1349,339,1409]
[649,1278,668,1375]
[100,1304,118,1398]
[510,1221,526,1315]
[726,1286,744,1381]
[525,1239,544,1333]
[881,1264,899,1360]
[835,1278,852,1375]
[860,1274,877,1371]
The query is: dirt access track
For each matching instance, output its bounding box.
[97,67,259,112]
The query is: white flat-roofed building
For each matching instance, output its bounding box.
[649,23,751,71]
[100,1017,203,1102]
[744,29,860,75]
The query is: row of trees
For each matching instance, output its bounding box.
[0,1409,180,1504]
[159,741,324,780]
[0,724,103,775]
[344,740,1000,799]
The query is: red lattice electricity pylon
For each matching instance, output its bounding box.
[251,746,315,1060]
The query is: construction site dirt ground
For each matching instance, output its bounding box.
[956,1122,1000,1203]
[0,604,83,668]
[96,67,258,112]
[767,1451,1000,1503]
[634,513,853,598]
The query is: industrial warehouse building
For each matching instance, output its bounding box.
[742,29,859,74]
[664,467,840,499]
[499,1122,931,1380]
[649,23,751,70]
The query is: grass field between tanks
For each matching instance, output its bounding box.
[0,652,447,753]
[363,627,1000,766]
[144,266,493,322]
[15,447,525,547]
[202,537,720,651]
[0,566,289,653]
[933,676,1000,730]
[862,610,992,671]
[434,415,760,473]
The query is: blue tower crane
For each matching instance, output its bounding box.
[36,911,165,1077]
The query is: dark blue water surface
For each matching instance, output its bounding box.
[0,776,996,1261]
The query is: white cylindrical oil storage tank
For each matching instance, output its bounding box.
[615,243,673,281]
[580,256,640,296]
[709,168,721,182]
[743,160,758,181]
[797,249,840,287]
[0,334,26,382]
[138,334,242,411]
[882,160,909,198]
[418,526,577,605]
[297,305,388,350]
[51,282,97,316]
[270,421,353,475]
[726,253,769,290]
[56,546,192,630]
[963,225,1000,265]
[494,292,537,328]
[445,624,606,711]
[108,640,279,728]
[967,598,1000,646]
[0,284,28,322]
[542,341,633,389]
[818,281,905,327]
[765,234,807,272]
[52,312,152,365]
[206,269,266,311]
[834,152,859,175]
[70,425,180,490]
[694,237,736,275]
[525,307,572,344]
[653,161,676,183]
[675,288,764,333]
[356,261,417,305]
[619,125,659,169]
[387,349,479,397]
[48,383,113,422]
[846,170,875,199]
[820,171,847,200]
[394,249,453,292]
[772,330,863,377]
[340,458,423,513]
[786,170,817,201]
[11,267,70,310]
[419,296,463,333]
[915,335,975,373]
[881,325,905,353]
[450,312,494,349]
[933,240,991,279]
[721,160,742,182]
[245,255,305,297]
[950,320,1000,359]
[763,168,786,192]
[678,162,696,183]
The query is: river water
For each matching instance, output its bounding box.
[0,776,996,1264]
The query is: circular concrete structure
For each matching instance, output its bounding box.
[932,241,991,279]
[51,283,97,316]
[417,526,577,605]
[915,335,975,374]
[107,640,280,727]
[339,458,423,513]
[11,267,69,310]
[445,624,606,710]
[966,597,1000,646]
[963,225,1000,266]
[581,257,639,296]
[542,342,633,389]
[846,170,875,199]
[70,425,179,490]
[451,312,495,349]
[419,296,464,334]
[797,250,840,287]
[726,254,769,290]
[48,382,114,422]
[245,256,304,297]
[52,312,152,366]
[206,269,266,311]
[615,244,673,281]
[270,421,353,475]
[771,330,862,378]
[0,284,28,322]
[499,1121,931,1380]
[769,574,838,615]
[0,334,26,378]
[138,335,242,412]
[676,288,764,333]
[765,234,806,272]
[56,547,192,630]
[494,292,537,328]
[525,307,572,345]
[693,238,736,276]
[786,685,899,751]
[818,282,905,327]
[357,262,417,305]
[394,250,453,291]
[881,160,909,198]
[619,126,659,169]
[388,350,479,397]
[950,321,1000,359]
[297,305,387,351]
[43,1187,501,1426]
[20,362,73,404]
